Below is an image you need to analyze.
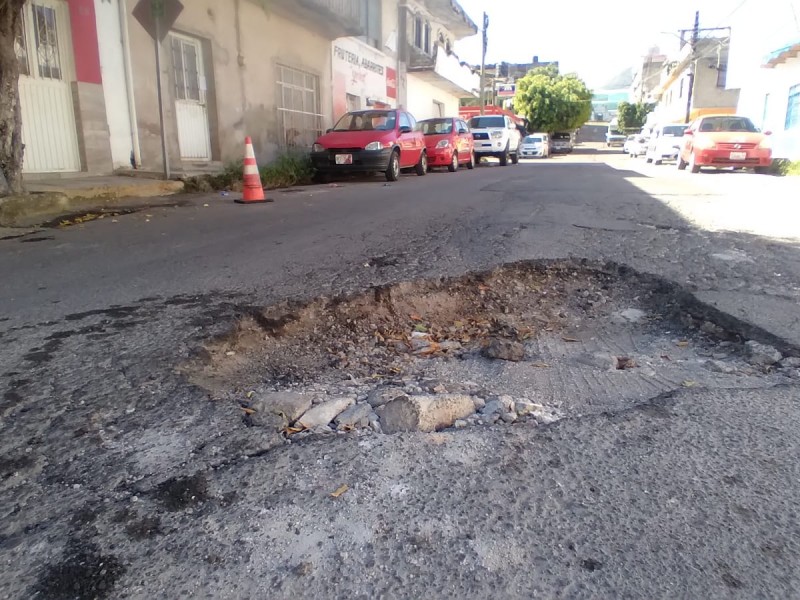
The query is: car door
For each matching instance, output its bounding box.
[397,112,419,167]
[682,121,697,158]
[460,120,474,157]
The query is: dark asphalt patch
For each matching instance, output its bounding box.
[31,537,125,600]
[154,472,209,511]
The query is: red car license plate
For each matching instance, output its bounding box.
[335,154,353,165]
[729,151,747,161]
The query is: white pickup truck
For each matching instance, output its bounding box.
[468,115,521,166]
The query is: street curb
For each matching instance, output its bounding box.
[0,180,184,227]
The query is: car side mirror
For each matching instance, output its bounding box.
[684,129,693,135]
[399,126,412,134]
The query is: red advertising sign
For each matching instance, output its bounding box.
[386,67,397,100]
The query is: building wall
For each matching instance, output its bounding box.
[738,56,800,160]
[127,0,334,170]
[692,56,740,110]
[406,74,459,120]
[94,0,134,170]
[657,61,738,124]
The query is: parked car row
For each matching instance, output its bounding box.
[310,109,559,182]
[624,114,772,174]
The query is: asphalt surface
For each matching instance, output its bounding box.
[1,146,799,599]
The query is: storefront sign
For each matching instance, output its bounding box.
[332,38,393,119]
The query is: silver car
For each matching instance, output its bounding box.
[519,135,550,158]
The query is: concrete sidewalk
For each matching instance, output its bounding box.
[0,175,184,227]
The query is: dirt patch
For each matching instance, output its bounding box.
[186,260,713,392]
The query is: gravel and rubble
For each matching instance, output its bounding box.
[186,260,799,443]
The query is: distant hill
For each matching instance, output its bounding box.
[603,67,634,90]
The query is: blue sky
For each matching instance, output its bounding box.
[453,0,800,88]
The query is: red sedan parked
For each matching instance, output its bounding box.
[311,109,427,182]
[678,114,772,174]
[417,117,475,172]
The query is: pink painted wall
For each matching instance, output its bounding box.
[68,0,102,84]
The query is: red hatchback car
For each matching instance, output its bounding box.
[678,114,772,173]
[417,117,475,171]
[311,109,427,182]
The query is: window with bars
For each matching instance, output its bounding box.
[32,4,62,80]
[171,36,203,102]
[413,15,432,54]
[787,84,800,130]
[277,65,322,149]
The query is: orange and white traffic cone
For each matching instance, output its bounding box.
[235,136,268,204]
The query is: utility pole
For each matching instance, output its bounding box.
[684,10,699,124]
[480,11,488,115]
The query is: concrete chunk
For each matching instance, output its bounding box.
[250,392,314,425]
[376,394,476,434]
[298,396,355,429]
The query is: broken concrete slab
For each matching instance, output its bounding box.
[250,392,314,425]
[376,394,476,434]
[334,403,373,429]
[298,397,355,429]
[745,341,783,368]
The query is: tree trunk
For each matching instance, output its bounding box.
[0,0,26,196]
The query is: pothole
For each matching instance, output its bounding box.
[184,259,798,441]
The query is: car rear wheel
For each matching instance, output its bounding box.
[448,151,458,172]
[677,154,688,170]
[466,151,475,170]
[499,147,509,166]
[385,150,400,182]
[688,152,700,173]
[415,151,428,176]
[511,151,519,165]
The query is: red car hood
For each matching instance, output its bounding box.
[316,130,394,149]
[422,133,452,150]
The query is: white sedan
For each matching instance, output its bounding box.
[624,135,648,158]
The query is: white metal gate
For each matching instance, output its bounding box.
[170,33,211,161]
[17,0,81,173]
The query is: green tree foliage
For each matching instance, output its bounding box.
[616,101,655,131]
[513,67,592,132]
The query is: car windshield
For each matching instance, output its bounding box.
[697,116,758,133]
[524,136,542,143]
[553,132,571,139]
[626,135,636,141]
[662,125,687,137]
[418,119,453,135]
[470,116,505,128]
[332,111,396,132]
